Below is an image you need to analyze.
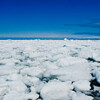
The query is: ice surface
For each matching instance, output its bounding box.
[0,40,100,100]
[73,80,91,91]
[41,80,73,100]
[21,67,45,77]
[44,63,92,82]
[71,91,93,100]
[3,91,39,100]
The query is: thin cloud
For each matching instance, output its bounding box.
[72,32,100,36]
[66,33,100,39]
[64,19,100,28]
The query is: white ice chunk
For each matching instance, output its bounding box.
[21,67,45,77]
[22,75,40,86]
[56,57,87,67]
[73,80,91,91]
[41,80,73,100]
[3,91,39,100]
[6,74,22,81]
[8,81,27,93]
[0,66,17,76]
[0,87,8,96]
[71,91,93,100]
[44,63,92,81]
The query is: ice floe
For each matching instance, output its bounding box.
[0,40,100,100]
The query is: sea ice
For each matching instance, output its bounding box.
[73,80,91,91]
[21,67,45,77]
[41,80,73,100]
[0,40,100,100]
[71,91,93,100]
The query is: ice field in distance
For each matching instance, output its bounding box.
[0,40,100,100]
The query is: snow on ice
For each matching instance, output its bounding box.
[0,40,100,100]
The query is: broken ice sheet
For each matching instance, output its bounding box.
[0,40,100,100]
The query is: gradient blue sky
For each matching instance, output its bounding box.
[0,0,100,38]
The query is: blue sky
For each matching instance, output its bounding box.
[0,0,100,38]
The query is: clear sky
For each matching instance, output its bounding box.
[0,0,100,38]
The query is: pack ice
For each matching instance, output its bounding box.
[0,40,100,100]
